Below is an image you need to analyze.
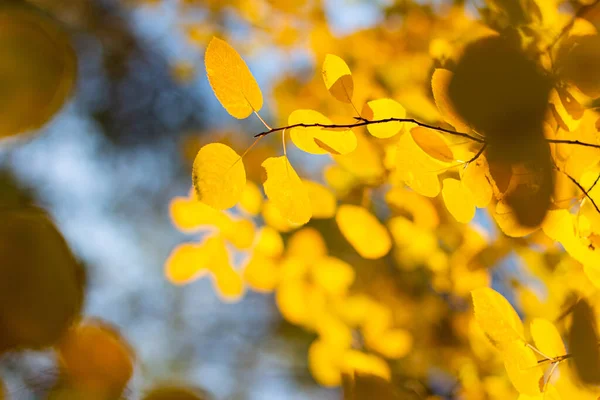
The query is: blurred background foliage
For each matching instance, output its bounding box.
[2,0,600,399]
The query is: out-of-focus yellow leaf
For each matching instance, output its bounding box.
[222,219,255,250]
[287,227,328,264]
[410,127,454,163]
[568,299,600,384]
[517,385,562,400]
[361,99,406,139]
[530,318,565,359]
[205,37,263,118]
[288,110,356,155]
[164,242,210,285]
[431,69,470,132]
[493,200,540,238]
[312,256,355,296]
[192,143,246,210]
[503,340,543,396]
[324,164,357,197]
[303,179,337,219]
[238,181,263,215]
[336,205,391,259]
[442,178,476,223]
[254,226,284,258]
[322,54,353,103]
[0,3,77,140]
[169,195,231,232]
[385,188,439,229]
[308,339,344,387]
[334,131,385,183]
[212,266,244,302]
[262,156,312,225]
[471,287,525,349]
[367,329,412,359]
[341,350,391,381]
[243,253,278,292]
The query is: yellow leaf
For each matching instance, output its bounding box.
[0,3,77,139]
[395,132,442,197]
[164,242,210,285]
[254,226,284,258]
[169,195,231,232]
[361,99,406,139]
[308,339,344,387]
[503,340,544,396]
[222,218,255,250]
[288,110,356,155]
[311,256,355,296]
[334,131,385,183]
[303,179,337,219]
[322,54,353,103]
[493,200,540,238]
[366,328,413,359]
[262,200,296,232]
[471,287,525,349]
[212,266,245,302]
[243,253,278,292]
[431,69,470,132]
[262,156,312,225]
[442,178,476,223]
[336,205,391,259]
[385,188,439,229]
[238,181,263,215]
[517,385,562,400]
[205,37,263,119]
[461,157,493,208]
[192,143,246,210]
[287,227,328,264]
[530,318,565,359]
[341,350,391,381]
[410,127,454,163]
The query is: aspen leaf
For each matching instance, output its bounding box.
[169,195,231,232]
[164,242,210,285]
[395,132,442,197]
[471,287,525,349]
[530,318,565,359]
[410,127,454,163]
[341,350,391,381]
[312,256,355,296]
[205,37,263,118]
[442,178,476,223]
[254,226,284,258]
[238,181,263,215]
[517,385,561,400]
[461,157,493,208]
[361,99,406,139]
[243,253,278,292]
[322,54,353,103]
[287,227,328,264]
[212,266,245,302]
[262,156,312,225]
[568,299,600,384]
[493,201,539,238]
[262,200,296,232]
[288,109,356,155]
[367,329,413,359]
[303,179,337,219]
[192,143,246,210]
[336,205,391,259]
[503,340,544,396]
[308,339,344,387]
[431,69,470,132]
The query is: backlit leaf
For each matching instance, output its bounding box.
[410,127,454,163]
[262,156,312,225]
[361,99,406,139]
[530,318,565,359]
[192,143,246,210]
[442,178,476,223]
[471,287,525,349]
[336,205,391,259]
[322,54,353,103]
[312,256,355,296]
[238,181,263,215]
[205,37,263,118]
[503,340,543,396]
[288,109,356,155]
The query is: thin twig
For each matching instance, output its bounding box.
[547,139,600,150]
[543,0,600,56]
[254,118,485,143]
[562,170,600,214]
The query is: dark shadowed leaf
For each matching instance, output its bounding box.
[569,299,600,385]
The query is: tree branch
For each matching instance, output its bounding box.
[561,170,600,214]
[254,118,486,143]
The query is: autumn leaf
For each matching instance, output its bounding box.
[322,54,353,103]
[205,37,263,118]
[336,205,391,259]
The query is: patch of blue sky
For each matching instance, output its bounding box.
[324,0,386,37]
